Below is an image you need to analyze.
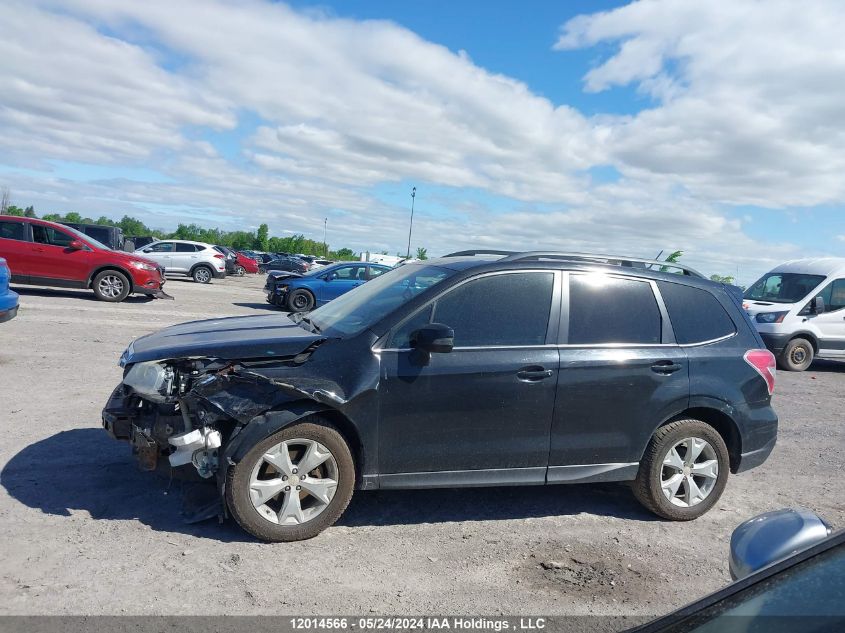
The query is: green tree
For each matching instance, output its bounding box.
[255,223,269,251]
[415,247,428,260]
[4,205,24,217]
[710,274,736,285]
[23,206,36,218]
[63,212,83,223]
[333,247,355,260]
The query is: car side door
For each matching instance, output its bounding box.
[319,265,365,303]
[0,219,32,283]
[549,272,689,482]
[29,224,92,284]
[376,270,561,484]
[806,278,845,357]
[139,242,174,271]
[171,243,198,273]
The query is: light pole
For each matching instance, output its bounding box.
[323,217,328,257]
[405,186,416,259]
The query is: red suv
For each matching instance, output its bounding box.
[0,217,169,302]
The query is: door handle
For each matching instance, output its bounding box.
[516,366,554,382]
[32,247,45,253]
[651,360,683,374]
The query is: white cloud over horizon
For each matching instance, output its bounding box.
[1,0,843,283]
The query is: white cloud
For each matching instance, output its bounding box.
[555,0,845,207]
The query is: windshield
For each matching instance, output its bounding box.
[744,272,826,304]
[63,225,111,251]
[308,263,455,336]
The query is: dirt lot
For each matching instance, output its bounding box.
[0,275,842,619]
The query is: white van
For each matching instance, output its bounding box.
[743,258,845,371]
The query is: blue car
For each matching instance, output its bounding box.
[265,261,391,311]
[0,257,19,322]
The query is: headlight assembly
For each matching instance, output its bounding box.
[123,361,174,401]
[755,311,788,324]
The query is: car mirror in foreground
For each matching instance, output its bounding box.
[729,508,832,580]
[411,323,455,357]
[68,239,85,250]
[812,295,825,314]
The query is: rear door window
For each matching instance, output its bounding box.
[569,274,662,345]
[174,243,197,252]
[657,281,736,344]
[0,220,26,241]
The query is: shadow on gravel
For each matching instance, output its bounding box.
[1,428,252,543]
[2,429,654,541]
[231,302,282,312]
[12,287,153,303]
[807,360,845,373]
[341,482,655,527]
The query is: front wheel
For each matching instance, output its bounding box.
[226,420,355,542]
[632,419,729,521]
[92,270,131,302]
[286,288,315,312]
[778,337,814,371]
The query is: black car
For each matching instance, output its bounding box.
[61,222,126,251]
[213,245,238,275]
[261,256,308,275]
[102,250,778,542]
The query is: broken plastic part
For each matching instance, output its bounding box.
[168,427,222,469]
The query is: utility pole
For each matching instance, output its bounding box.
[405,186,416,259]
[324,217,328,257]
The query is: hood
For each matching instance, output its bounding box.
[742,300,795,316]
[123,314,325,364]
[109,249,160,269]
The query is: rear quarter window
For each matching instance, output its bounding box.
[657,281,737,344]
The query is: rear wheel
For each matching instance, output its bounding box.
[287,288,315,312]
[92,270,131,302]
[778,337,814,371]
[632,419,729,521]
[258,265,267,274]
[235,265,246,276]
[226,420,355,542]
[192,266,213,284]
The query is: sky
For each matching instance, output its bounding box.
[2,0,845,284]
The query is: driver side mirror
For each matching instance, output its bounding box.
[68,239,85,250]
[412,323,454,354]
[729,508,832,580]
[812,296,825,314]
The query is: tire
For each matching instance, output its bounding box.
[632,419,730,521]
[226,419,355,542]
[235,265,246,277]
[286,288,315,312]
[192,266,213,284]
[92,270,131,302]
[777,337,814,371]
[258,265,267,274]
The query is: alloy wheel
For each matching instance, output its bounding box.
[98,274,124,299]
[195,268,211,283]
[660,437,719,507]
[249,438,338,525]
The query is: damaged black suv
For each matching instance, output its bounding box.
[103,251,778,542]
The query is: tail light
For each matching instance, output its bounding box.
[213,254,225,259]
[744,349,776,395]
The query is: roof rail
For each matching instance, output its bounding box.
[443,249,704,278]
[500,251,704,277]
[443,249,515,257]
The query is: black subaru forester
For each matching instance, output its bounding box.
[103,251,778,542]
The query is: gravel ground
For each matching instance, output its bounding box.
[0,274,842,620]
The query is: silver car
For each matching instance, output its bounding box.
[135,240,226,283]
